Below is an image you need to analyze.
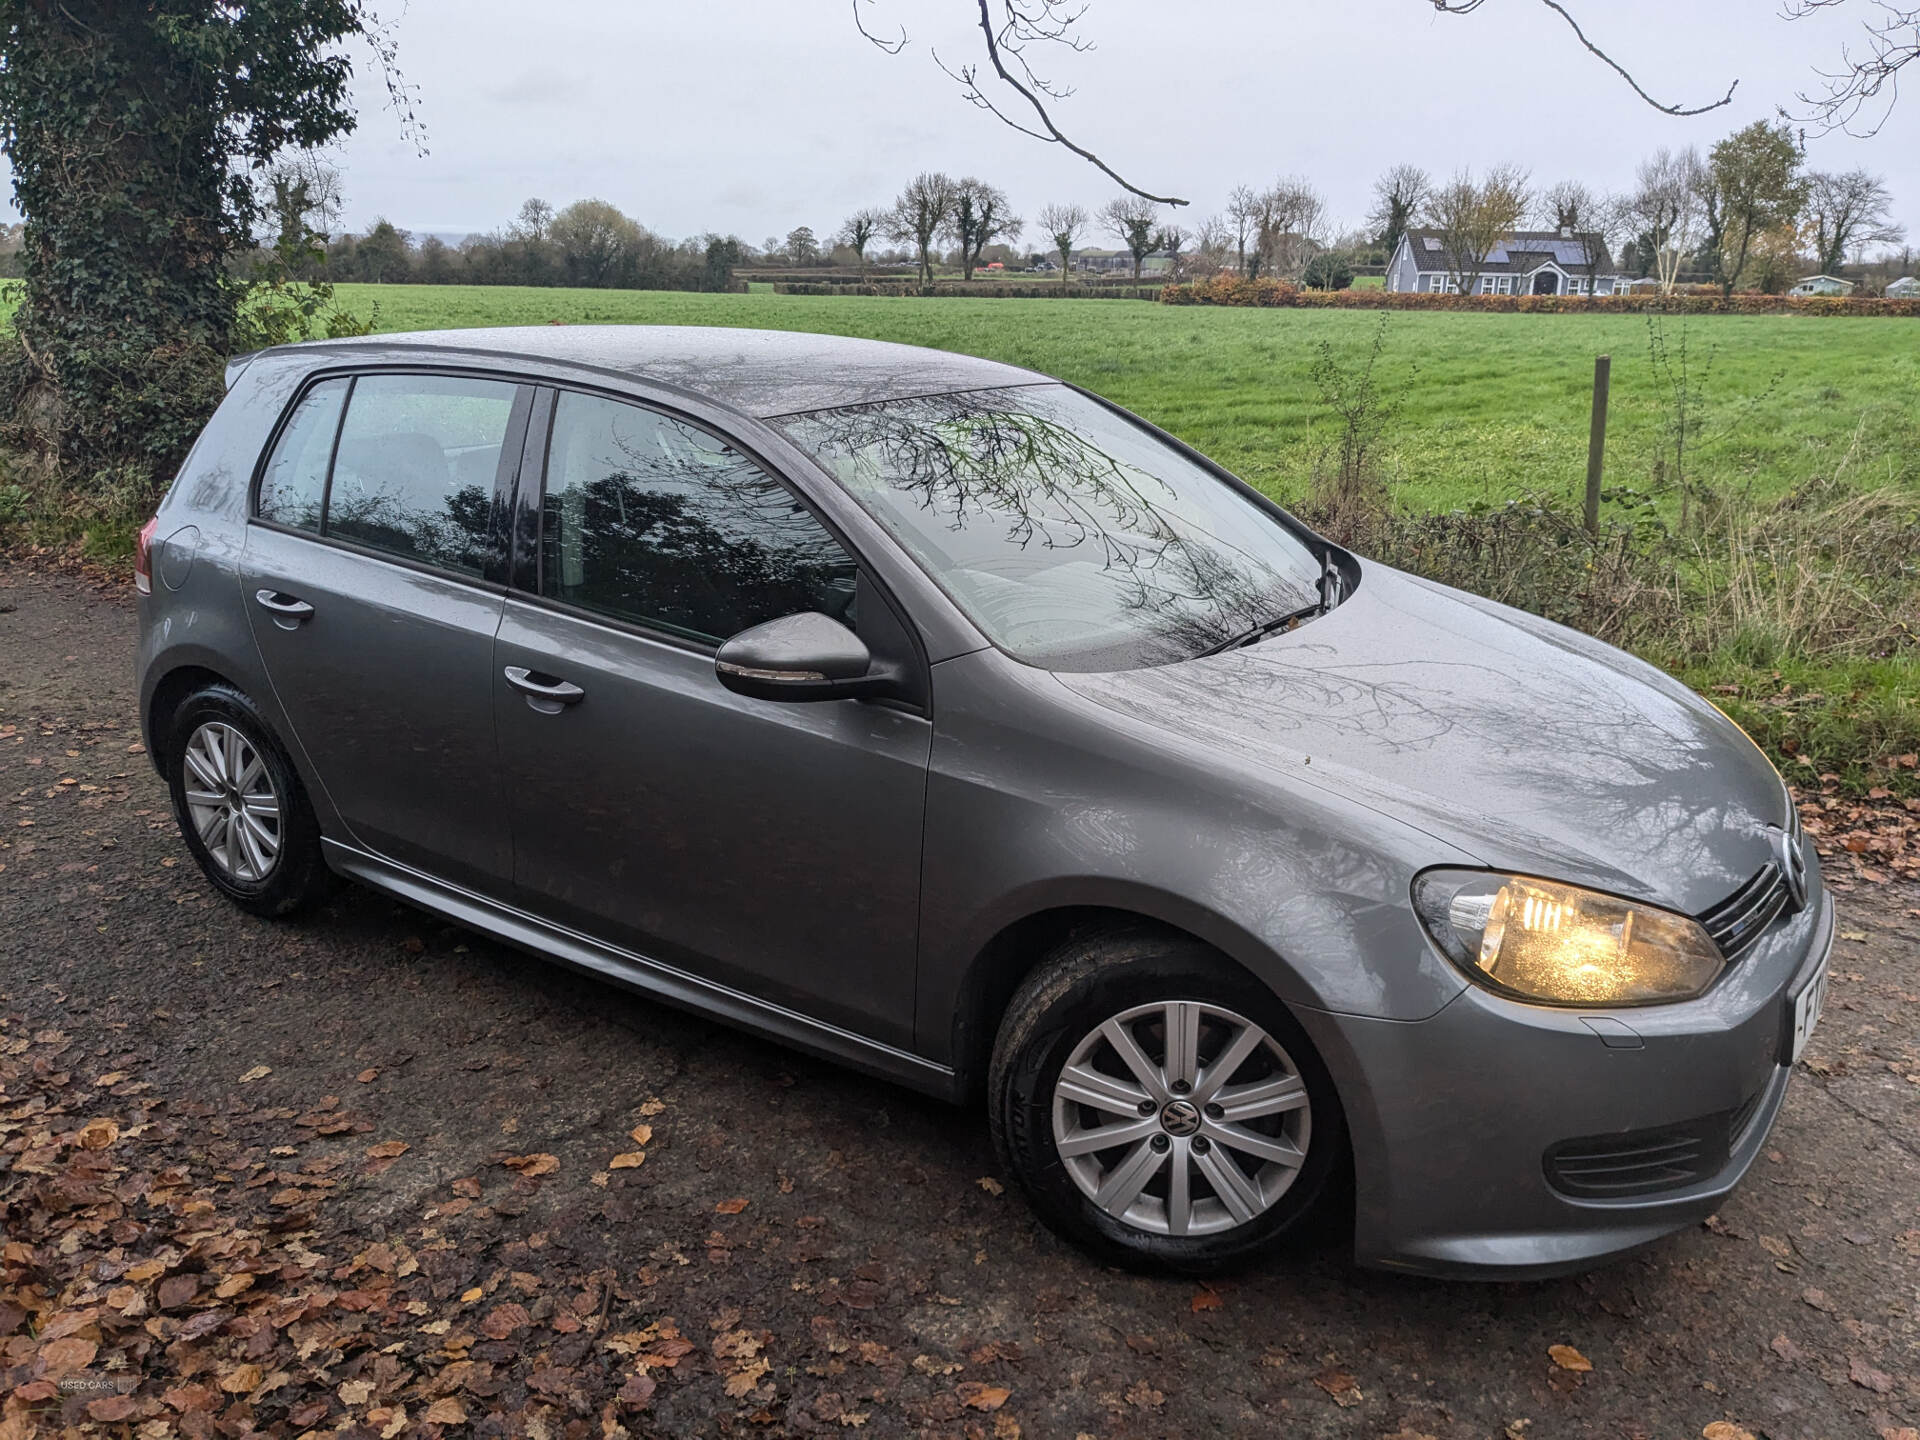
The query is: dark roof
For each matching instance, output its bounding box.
[271,325,1048,418]
[1402,228,1614,275]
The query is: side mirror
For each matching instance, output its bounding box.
[714,612,900,703]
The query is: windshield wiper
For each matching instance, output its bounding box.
[1193,601,1326,660]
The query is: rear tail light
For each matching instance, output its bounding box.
[134,516,160,595]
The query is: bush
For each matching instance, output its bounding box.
[1301,253,1355,291]
[1162,274,1920,316]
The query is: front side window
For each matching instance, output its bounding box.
[776,385,1326,672]
[540,392,858,644]
[257,378,349,532]
[327,375,519,576]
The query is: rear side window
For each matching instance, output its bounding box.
[327,375,519,576]
[540,391,858,644]
[257,378,348,532]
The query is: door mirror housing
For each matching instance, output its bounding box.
[715,612,902,703]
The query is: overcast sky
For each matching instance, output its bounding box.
[14,0,1920,253]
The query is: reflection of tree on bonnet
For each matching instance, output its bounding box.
[778,387,1328,672]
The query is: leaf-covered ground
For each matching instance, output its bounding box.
[3,563,1918,1439]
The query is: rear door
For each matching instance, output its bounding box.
[241,371,532,893]
[492,388,932,1046]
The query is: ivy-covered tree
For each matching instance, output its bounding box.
[0,0,393,493]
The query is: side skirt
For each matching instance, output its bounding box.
[321,839,962,1103]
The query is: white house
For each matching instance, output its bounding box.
[1883,276,1917,298]
[1386,228,1637,296]
[1790,274,1856,296]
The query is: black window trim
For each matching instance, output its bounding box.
[505,380,933,705]
[246,364,536,594]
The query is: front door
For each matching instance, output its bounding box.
[1532,270,1561,295]
[494,390,931,1045]
[241,372,529,892]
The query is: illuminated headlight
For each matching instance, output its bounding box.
[1412,870,1725,1006]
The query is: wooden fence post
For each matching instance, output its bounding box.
[1585,355,1611,536]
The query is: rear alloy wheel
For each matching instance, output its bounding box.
[181,721,283,883]
[990,932,1344,1273]
[165,683,333,918]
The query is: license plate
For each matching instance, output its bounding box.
[1789,955,1830,1064]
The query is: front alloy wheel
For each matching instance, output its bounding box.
[989,931,1345,1274]
[1052,1001,1313,1238]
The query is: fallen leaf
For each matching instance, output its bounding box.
[480,1302,531,1339]
[1702,1425,1757,1440]
[218,1364,263,1395]
[976,1176,1004,1196]
[339,1378,374,1406]
[1313,1369,1363,1407]
[957,1383,1011,1412]
[716,1197,749,1214]
[1548,1344,1592,1372]
[502,1152,559,1177]
[422,1396,467,1425]
[76,1118,118,1149]
[1190,1286,1222,1313]
[357,1068,380,1083]
[609,1152,646,1170]
[213,1273,255,1300]
[238,1064,271,1083]
[629,1123,653,1146]
[1849,1356,1896,1394]
[365,1140,409,1160]
[638,1098,667,1117]
[460,1286,484,1303]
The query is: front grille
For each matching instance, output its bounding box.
[1544,1097,1758,1199]
[1698,809,1808,961]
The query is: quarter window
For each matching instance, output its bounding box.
[257,378,349,532]
[326,375,519,576]
[539,391,858,644]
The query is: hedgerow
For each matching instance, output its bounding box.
[1161,274,1920,316]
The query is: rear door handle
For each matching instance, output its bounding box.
[254,589,314,624]
[504,665,586,710]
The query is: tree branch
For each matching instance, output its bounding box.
[1431,0,1738,116]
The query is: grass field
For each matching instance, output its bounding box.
[332,283,1920,516]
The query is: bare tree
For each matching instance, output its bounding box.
[1225,185,1262,275]
[1540,180,1598,233]
[511,198,555,244]
[1037,202,1088,283]
[952,178,1022,280]
[1100,195,1161,281]
[1626,147,1705,293]
[888,172,958,284]
[1255,177,1327,282]
[1368,165,1431,257]
[1422,166,1531,295]
[1193,214,1234,276]
[836,208,888,275]
[1804,168,1905,273]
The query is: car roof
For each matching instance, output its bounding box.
[267,324,1051,419]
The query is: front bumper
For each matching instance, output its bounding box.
[1300,874,1834,1279]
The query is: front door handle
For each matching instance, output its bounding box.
[254,589,314,626]
[504,665,586,711]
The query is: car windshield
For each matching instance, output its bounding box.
[775,384,1326,672]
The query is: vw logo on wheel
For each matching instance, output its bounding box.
[1160,1099,1202,1137]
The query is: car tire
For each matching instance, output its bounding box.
[989,929,1346,1274]
[164,683,333,919]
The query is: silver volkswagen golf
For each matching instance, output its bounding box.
[135,326,1833,1277]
